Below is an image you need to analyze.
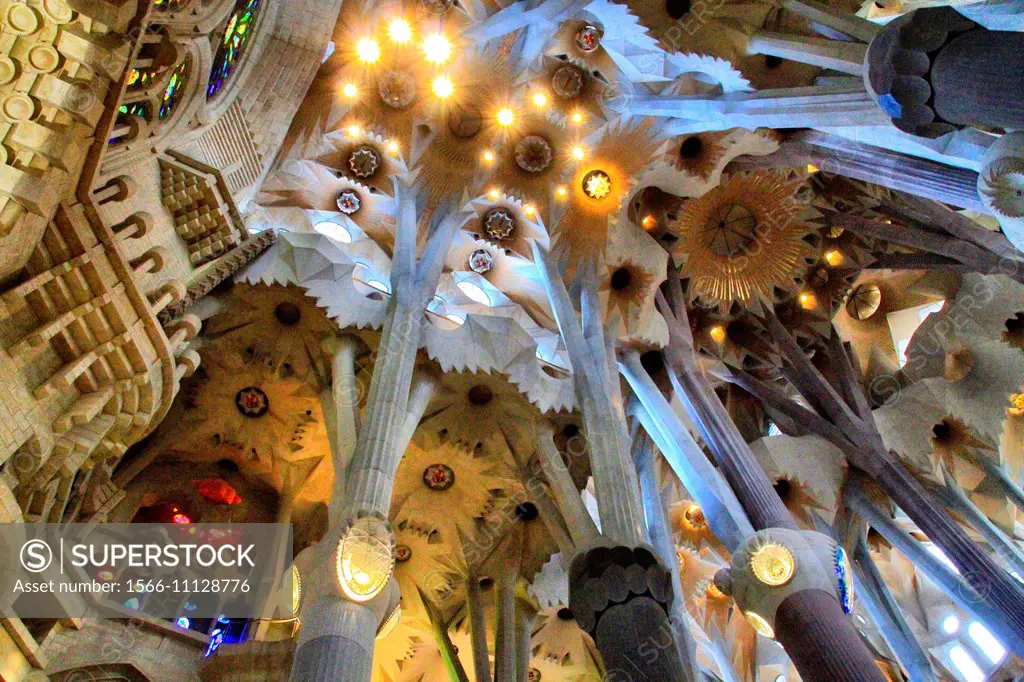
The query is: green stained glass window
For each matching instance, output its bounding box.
[207,0,260,99]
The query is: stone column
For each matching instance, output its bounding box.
[634,431,701,682]
[535,425,601,549]
[846,478,1024,655]
[853,538,937,682]
[514,594,537,682]
[656,283,885,682]
[865,7,1024,137]
[290,184,469,682]
[621,351,754,550]
[494,568,518,682]
[467,577,492,682]
[533,249,689,681]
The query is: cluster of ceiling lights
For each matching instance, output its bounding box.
[341,15,612,212]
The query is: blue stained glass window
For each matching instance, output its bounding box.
[206,0,260,99]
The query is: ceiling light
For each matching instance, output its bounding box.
[524,204,536,217]
[388,18,412,44]
[342,82,358,98]
[824,249,843,266]
[423,34,451,64]
[798,292,816,309]
[497,108,515,127]
[571,146,585,160]
[432,75,454,99]
[582,170,612,199]
[347,124,361,137]
[387,140,399,154]
[487,188,501,200]
[532,92,548,107]
[482,150,495,163]
[571,111,584,125]
[709,325,726,344]
[641,214,657,230]
[555,185,567,199]
[356,38,380,64]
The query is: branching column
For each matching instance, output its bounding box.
[656,276,885,682]
[533,246,687,681]
[291,184,467,682]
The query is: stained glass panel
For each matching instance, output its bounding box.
[206,0,260,99]
[159,61,188,119]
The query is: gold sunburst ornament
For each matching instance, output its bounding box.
[749,542,796,587]
[671,171,816,310]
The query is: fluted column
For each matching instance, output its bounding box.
[634,431,701,682]
[853,538,937,682]
[494,568,517,682]
[467,577,492,682]
[621,352,754,550]
[291,597,377,681]
[846,478,1024,656]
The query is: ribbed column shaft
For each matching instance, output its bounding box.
[774,590,887,682]
[635,439,701,682]
[664,351,797,532]
[936,478,1024,578]
[853,539,937,682]
[535,428,601,548]
[290,596,377,682]
[932,30,1024,130]
[848,480,1024,656]
[467,578,492,682]
[494,570,517,682]
[622,351,754,550]
[514,601,534,682]
[343,302,424,518]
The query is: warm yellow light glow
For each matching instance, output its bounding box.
[571,146,585,161]
[497,108,515,127]
[583,170,612,200]
[388,18,412,44]
[336,517,394,603]
[555,186,568,199]
[482,150,495,163]
[571,111,584,125]
[750,542,796,587]
[532,92,548,108]
[423,33,451,64]
[524,204,536,217]
[806,163,820,174]
[1010,393,1024,417]
[641,214,657,231]
[681,502,708,531]
[347,125,361,138]
[798,292,816,309]
[487,188,501,200]
[387,140,399,154]
[709,325,726,344]
[342,82,358,98]
[432,75,454,99]
[745,611,775,638]
[824,249,843,266]
[356,38,381,64]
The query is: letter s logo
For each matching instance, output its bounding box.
[21,540,53,573]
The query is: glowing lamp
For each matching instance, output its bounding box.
[423,34,451,63]
[347,124,361,138]
[709,325,726,344]
[387,140,399,154]
[487,188,501,200]
[807,164,820,174]
[798,292,816,309]
[432,76,454,99]
[750,542,796,586]
[555,185,568,199]
[582,170,612,200]
[681,502,708,531]
[356,38,380,64]
[497,108,515,127]
[532,92,548,108]
[824,249,843,266]
[745,610,775,638]
[571,111,584,125]
[571,146,585,161]
[524,204,536,217]
[641,214,657,231]
[388,18,412,44]
[336,516,395,603]
[342,82,358,98]
[482,150,495,163]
